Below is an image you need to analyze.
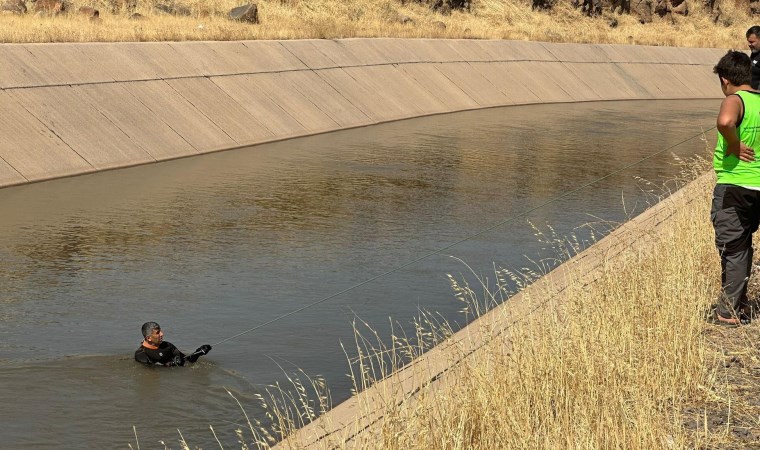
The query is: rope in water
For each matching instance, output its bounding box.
[211,126,714,347]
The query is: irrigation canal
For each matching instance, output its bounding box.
[0,99,717,448]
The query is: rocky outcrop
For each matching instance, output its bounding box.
[110,0,136,14]
[654,0,688,17]
[154,3,192,16]
[748,0,760,15]
[430,0,470,14]
[573,0,603,15]
[34,0,65,14]
[78,6,98,17]
[229,3,258,22]
[609,0,630,13]
[1,0,26,14]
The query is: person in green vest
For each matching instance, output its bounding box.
[711,50,760,326]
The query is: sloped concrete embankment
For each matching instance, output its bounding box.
[0,39,723,188]
[275,171,714,449]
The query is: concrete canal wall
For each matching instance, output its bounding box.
[0,39,724,188]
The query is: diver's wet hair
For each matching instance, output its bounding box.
[714,51,752,87]
[141,321,160,338]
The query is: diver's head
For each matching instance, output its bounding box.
[141,321,163,345]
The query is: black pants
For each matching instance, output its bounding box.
[711,184,760,317]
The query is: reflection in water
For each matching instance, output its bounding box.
[0,99,718,448]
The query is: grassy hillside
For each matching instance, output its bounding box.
[0,0,755,45]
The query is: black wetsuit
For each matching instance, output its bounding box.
[751,50,760,90]
[134,341,186,366]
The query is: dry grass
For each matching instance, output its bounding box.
[249,161,758,449]
[0,0,756,46]
[319,169,716,449]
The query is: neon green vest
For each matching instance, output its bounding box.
[715,90,760,186]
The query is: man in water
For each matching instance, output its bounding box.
[711,50,760,326]
[747,26,760,89]
[134,321,212,366]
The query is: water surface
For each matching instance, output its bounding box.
[0,100,718,448]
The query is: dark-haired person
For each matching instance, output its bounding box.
[134,321,212,366]
[746,26,760,89]
[710,50,760,326]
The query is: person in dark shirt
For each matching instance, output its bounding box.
[134,321,211,366]
[746,26,760,89]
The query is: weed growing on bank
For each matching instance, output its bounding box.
[0,0,756,45]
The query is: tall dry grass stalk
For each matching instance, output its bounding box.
[0,0,756,46]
